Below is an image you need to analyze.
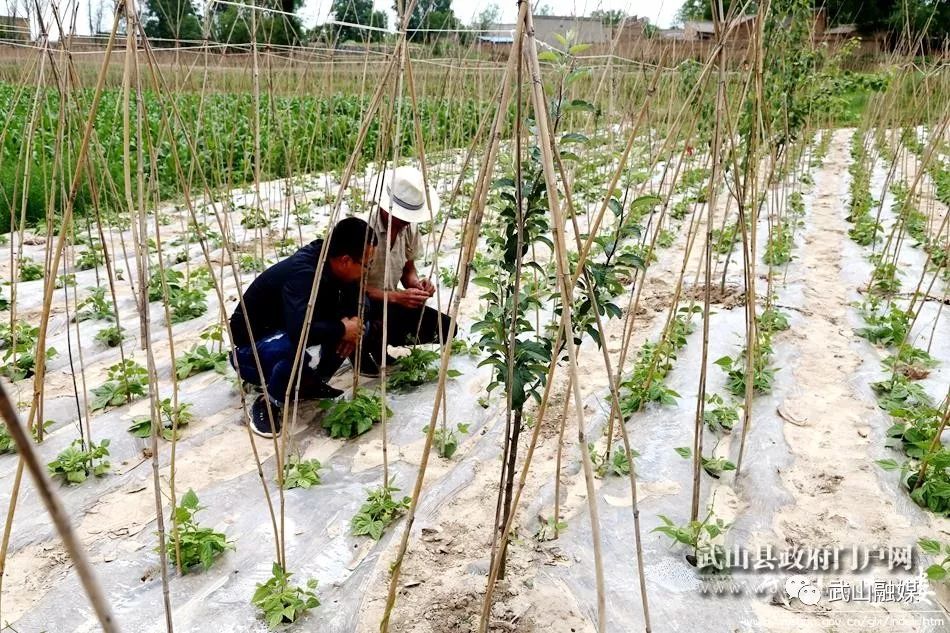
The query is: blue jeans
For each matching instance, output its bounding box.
[231,331,344,402]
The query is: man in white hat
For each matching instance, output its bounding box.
[360,165,451,374]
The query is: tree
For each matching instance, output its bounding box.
[211,0,305,46]
[142,0,203,43]
[399,0,461,42]
[330,0,388,43]
[822,0,949,37]
[87,0,106,34]
[591,9,626,26]
[472,3,500,32]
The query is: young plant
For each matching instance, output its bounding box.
[94,325,124,348]
[0,321,55,381]
[534,515,568,542]
[387,347,457,392]
[596,446,636,478]
[757,306,790,333]
[919,538,950,581]
[883,345,937,380]
[90,359,149,411]
[47,439,111,484]
[282,456,322,489]
[74,287,115,322]
[18,258,43,281]
[128,399,193,441]
[76,247,103,271]
[350,481,411,540]
[148,268,185,302]
[175,344,229,380]
[855,299,911,347]
[252,562,319,629]
[715,334,777,397]
[168,284,208,324]
[166,489,232,573]
[0,424,15,454]
[422,423,469,459]
[703,393,739,433]
[438,266,458,287]
[653,509,730,572]
[320,389,391,439]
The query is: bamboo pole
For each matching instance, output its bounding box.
[522,7,607,630]
[0,383,119,632]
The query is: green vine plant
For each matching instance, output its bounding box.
[0,424,14,454]
[74,287,116,322]
[281,456,322,489]
[590,442,637,479]
[252,562,319,629]
[0,320,56,381]
[128,399,193,441]
[94,325,124,348]
[534,515,568,542]
[918,538,950,581]
[619,306,701,417]
[18,258,43,281]
[320,389,391,439]
[387,347,460,392]
[166,489,233,573]
[350,481,411,540]
[90,359,149,411]
[674,445,737,479]
[702,393,740,434]
[47,439,111,484]
[421,423,469,459]
[653,506,731,573]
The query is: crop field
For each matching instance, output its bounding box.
[0,2,949,633]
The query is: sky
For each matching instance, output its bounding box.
[25,0,684,38]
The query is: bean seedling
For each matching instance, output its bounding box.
[252,562,319,629]
[90,359,149,411]
[281,456,322,489]
[421,423,469,459]
[47,439,111,484]
[320,389,391,439]
[166,489,232,573]
[350,481,411,540]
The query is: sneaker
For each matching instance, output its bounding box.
[250,395,282,438]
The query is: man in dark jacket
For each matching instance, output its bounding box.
[230,216,377,438]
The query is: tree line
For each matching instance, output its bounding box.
[140,0,496,46]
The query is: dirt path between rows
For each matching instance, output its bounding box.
[752,129,941,632]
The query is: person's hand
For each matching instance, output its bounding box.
[396,288,429,309]
[416,278,435,297]
[337,339,356,359]
[341,316,362,344]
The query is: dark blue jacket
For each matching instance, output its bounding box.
[229,239,359,349]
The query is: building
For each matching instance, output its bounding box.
[491,15,612,49]
[683,14,757,41]
[0,15,30,42]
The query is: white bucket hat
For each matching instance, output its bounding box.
[368,165,440,224]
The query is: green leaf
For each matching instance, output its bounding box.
[875,458,901,471]
[674,447,692,459]
[568,43,591,55]
[918,538,942,555]
[538,51,560,63]
[926,564,948,581]
[565,68,591,85]
[560,132,589,145]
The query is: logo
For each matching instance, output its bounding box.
[785,575,821,606]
